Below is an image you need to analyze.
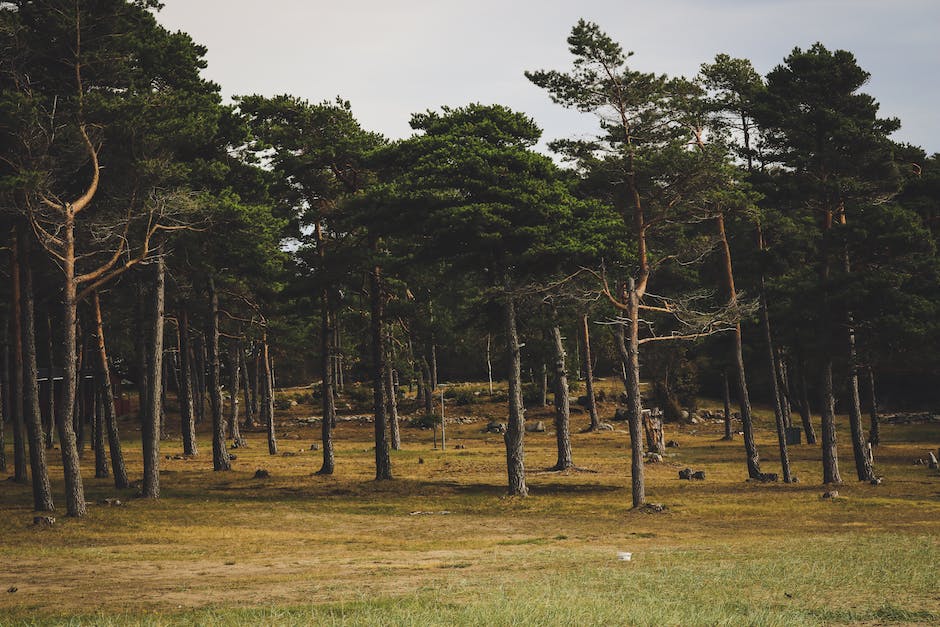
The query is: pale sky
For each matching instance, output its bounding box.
[157,0,940,154]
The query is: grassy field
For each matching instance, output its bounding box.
[1,380,938,626]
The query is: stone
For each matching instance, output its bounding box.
[678,468,693,480]
[484,422,507,434]
[32,516,55,527]
[253,469,270,479]
[639,503,667,513]
[228,454,237,461]
[822,490,839,499]
[613,407,629,422]
[928,452,939,469]
[310,443,320,451]
[576,395,590,407]
[418,458,424,464]
[666,440,680,448]
[99,498,122,507]
[681,410,690,421]
[691,470,706,480]
[690,416,701,424]
[281,451,297,457]
[759,473,779,483]
[618,392,629,405]
[595,422,614,431]
[870,477,883,485]
[645,453,663,463]
[525,421,546,433]
[454,444,466,450]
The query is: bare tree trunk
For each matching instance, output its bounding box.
[93,384,108,478]
[777,352,793,429]
[251,344,261,420]
[820,363,842,484]
[193,335,206,425]
[722,370,733,441]
[9,232,29,485]
[539,362,548,407]
[867,365,880,447]
[845,310,875,481]
[141,256,165,499]
[228,342,244,447]
[240,344,254,429]
[759,268,792,482]
[263,338,277,455]
[92,291,128,488]
[177,310,197,456]
[386,326,401,451]
[316,303,336,475]
[429,343,438,390]
[795,345,818,444]
[207,278,230,471]
[369,261,392,480]
[60,217,87,517]
[19,229,55,511]
[549,313,573,471]
[136,280,149,430]
[421,358,433,416]
[503,279,527,496]
[580,313,600,431]
[0,341,7,473]
[44,315,55,449]
[616,279,645,508]
[486,334,494,395]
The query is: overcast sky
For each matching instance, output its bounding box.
[156,0,940,154]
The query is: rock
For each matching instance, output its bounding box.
[281,451,297,457]
[870,477,883,485]
[484,422,507,434]
[612,407,629,422]
[928,452,939,469]
[7,586,17,593]
[618,392,629,405]
[228,454,237,461]
[681,410,690,422]
[665,440,680,448]
[691,470,706,480]
[914,458,925,465]
[32,516,55,527]
[595,422,614,431]
[645,453,663,463]
[758,473,779,483]
[525,421,546,433]
[576,395,590,407]
[454,444,466,450]
[99,498,122,507]
[595,390,607,402]
[418,457,424,464]
[253,469,270,479]
[172,455,185,460]
[690,416,701,424]
[822,490,839,499]
[639,503,667,513]
[310,443,320,451]
[678,468,693,480]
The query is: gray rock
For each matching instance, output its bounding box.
[678,468,693,480]
[691,470,706,480]
[612,407,629,422]
[681,410,691,421]
[525,421,546,433]
[310,443,320,451]
[928,452,939,469]
[253,469,270,479]
[645,453,663,463]
[822,490,839,499]
[32,516,55,527]
[595,422,614,431]
[99,498,122,507]
[484,422,507,434]
[666,440,680,448]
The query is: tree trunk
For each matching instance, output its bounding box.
[60,216,87,516]
[92,291,128,488]
[263,338,277,455]
[539,362,548,407]
[429,343,438,390]
[820,363,842,484]
[240,343,254,429]
[845,310,875,481]
[720,215,761,480]
[18,229,55,511]
[777,352,793,429]
[503,280,527,496]
[177,310,197,456]
[316,302,336,475]
[9,232,29,484]
[580,313,600,431]
[227,342,244,447]
[549,313,573,471]
[141,256,165,499]
[193,335,206,425]
[486,334,494,395]
[386,327,401,451]
[44,315,55,449]
[93,384,108,478]
[369,261,392,480]
[795,345,818,444]
[135,280,149,429]
[722,370,733,440]
[759,269,792,482]
[867,366,880,446]
[0,342,7,473]
[251,344,261,421]
[615,278,645,508]
[421,358,433,416]
[207,278,230,471]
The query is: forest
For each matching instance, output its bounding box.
[1,1,939,624]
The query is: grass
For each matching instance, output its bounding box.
[0,381,938,625]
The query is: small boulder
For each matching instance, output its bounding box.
[576,395,590,407]
[681,410,691,422]
[678,468,693,480]
[821,490,840,499]
[870,477,883,485]
[525,421,546,433]
[645,453,663,463]
[454,443,466,450]
[32,516,55,527]
[253,469,270,479]
[99,498,122,507]
[484,422,507,434]
[595,422,614,431]
[228,454,237,461]
[759,473,779,483]
[665,440,680,448]
[612,407,629,422]
[691,470,706,480]
[927,452,939,470]
[639,503,667,513]
[309,443,320,451]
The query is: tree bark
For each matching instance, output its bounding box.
[9,232,29,484]
[720,215,761,479]
[93,384,108,478]
[18,229,55,511]
[722,370,733,441]
[867,366,880,446]
[777,352,793,429]
[386,326,401,451]
[502,280,527,496]
[486,334,494,395]
[207,278,230,471]
[549,312,573,470]
[262,337,277,455]
[369,261,392,480]
[580,313,600,431]
[845,309,875,481]
[92,291,128,488]
[177,310,198,456]
[193,335,206,425]
[0,341,7,473]
[251,344,261,421]
[227,342,244,447]
[820,363,842,484]
[135,280,150,429]
[240,343,254,429]
[316,303,336,475]
[615,279,645,508]
[758,265,792,482]
[795,345,818,444]
[44,314,55,449]
[141,256,165,499]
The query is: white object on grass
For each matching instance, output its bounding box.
[617,552,633,561]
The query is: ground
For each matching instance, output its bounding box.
[0,380,938,625]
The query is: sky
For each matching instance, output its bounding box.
[156,0,940,154]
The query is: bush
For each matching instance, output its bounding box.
[407,414,440,429]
